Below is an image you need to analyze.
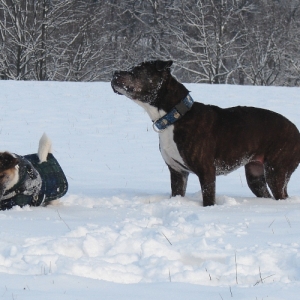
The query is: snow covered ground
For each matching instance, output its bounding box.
[0,81,299,299]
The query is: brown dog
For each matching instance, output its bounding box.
[111,60,300,206]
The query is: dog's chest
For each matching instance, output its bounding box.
[135,102,190,172]
[159,126,189,172]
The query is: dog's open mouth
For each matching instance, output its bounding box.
[111,76,135,96]
[111,84,123,95]
[111,82,127,95]
[111,74,125,95]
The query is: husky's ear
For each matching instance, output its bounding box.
[0,152,19,172]
[155,60,173,71]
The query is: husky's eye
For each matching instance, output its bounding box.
[0,174,5,179]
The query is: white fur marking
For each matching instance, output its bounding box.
[133,101,166,121]
[159,125,189,172]
[134,101,188,172]
[38,133,52,163]
[4,166,19,190]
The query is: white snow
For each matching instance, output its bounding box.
[0,81,299,299]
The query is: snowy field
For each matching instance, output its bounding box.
[0,81,300,299]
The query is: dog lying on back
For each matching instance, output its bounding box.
[111,60,300,206]
[0,134,68,210]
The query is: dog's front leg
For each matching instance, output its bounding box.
[168,166,189,197]
[198,167,216,206]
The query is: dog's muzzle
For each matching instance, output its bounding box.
[111,73,123,95]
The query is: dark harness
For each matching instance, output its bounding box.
[1,153,68,210]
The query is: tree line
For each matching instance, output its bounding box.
[0,0,299,86]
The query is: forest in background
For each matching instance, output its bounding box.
[0,0,299,85]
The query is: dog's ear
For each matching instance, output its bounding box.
[0,152,19,172]
[155,60,173,71]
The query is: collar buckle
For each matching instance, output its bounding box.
[152,120,166,133]
[152,94,194,133]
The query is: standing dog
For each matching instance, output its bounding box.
[111,60,300,206]
[0,134,68,210]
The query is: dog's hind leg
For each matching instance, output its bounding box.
[245,162,272,198]
[168,166,189,197]
[265,165,291,200]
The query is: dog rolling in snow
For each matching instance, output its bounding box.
[111,60,300,206]
[0,134,68,210]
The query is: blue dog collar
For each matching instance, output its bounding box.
[153,94,194,132]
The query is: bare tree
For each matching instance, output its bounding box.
[234,1,285,85]
[0,0,114,81]
[0,0,299,85]
[0,0,76,80]
[148,0,254,84]
[278,0,300,86]
[49,1,109,81]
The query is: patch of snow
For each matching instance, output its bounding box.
[0,81,299,299]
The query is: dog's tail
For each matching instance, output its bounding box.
[38,133,52,163]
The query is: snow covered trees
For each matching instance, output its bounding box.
[0,0,299,86]
[0,0,113,81]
